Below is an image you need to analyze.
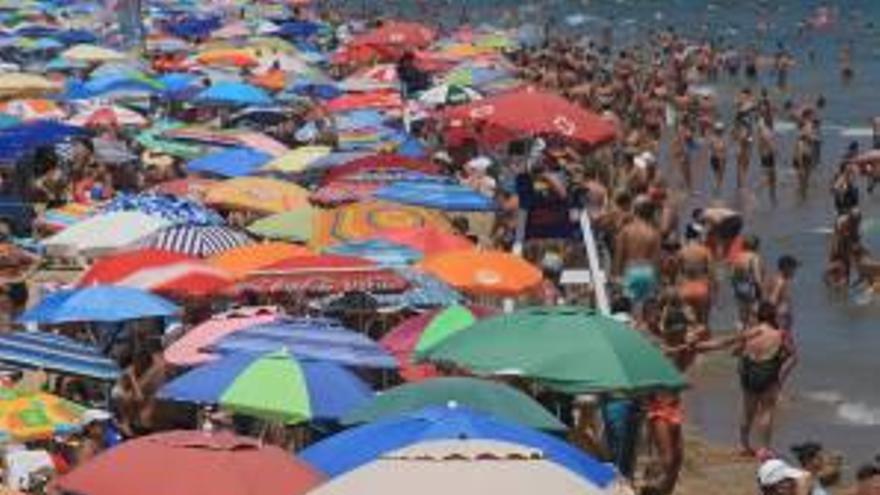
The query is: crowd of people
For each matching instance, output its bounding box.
[0,2,876,495]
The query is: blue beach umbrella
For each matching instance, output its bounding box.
[196,82,273,107]
[0,331,120,381]
[186,147,272,177]
[325,239,422,266]
[209,318,398,370]
[100,193,225,226]
[299,405,615,488]
[373,181,495,211]
[158,349,371,423]
[18,286,179,324]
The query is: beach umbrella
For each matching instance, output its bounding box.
[351,21,435,49]
[196,48,259,68]
[308,438,608,495]
[55,430,324,495]
[442,65,514,89]
[418,83,482,107]
[0,121,87,161]
[78,249,195,286]
[35,202,95,234]
[380,305,494,381]
[80,73,162,99]
[158,349,371,423]
[300,406,614,488]
[312,201,451,249]
[207,242,312,278]
[262,145,332,173]
[343,377,564,431]
[151,177,218,199]
[42,211,172,258]
[325,90,402,113]
[196,82,273,106]
[61,44,126,63]
[0,73,60,99]
[0,331,120,381]
[163,307,284,367]
[103,261,234,298]
[324,239,422,266]
[204,177,309,215]
[322,154,440,184]
[228,254,410,296]
[186,147,273,177]
[443,87,616,145]
[206,317,397,370]
[373,181,495,211]
[420,250,542,297]
[311,180,383,206]
[424,307,687,394]
[0,99,65,121]
[367,226,472,256]
[139,225,254,258]
[99,192,225,226]
[68,104,149,128]
[341,64,399,92]
[229,107,290,127]
[247,205,315,242]
[18,285,179,324]
[0,389,90,442]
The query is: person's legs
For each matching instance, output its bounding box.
[651,421,684,495]
[740,390,759,455]
[755,386,780,450]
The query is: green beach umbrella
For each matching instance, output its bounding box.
[158,349,371,424]
[342,377,566,431]
[246,205,315,243]
[422,307,687,394]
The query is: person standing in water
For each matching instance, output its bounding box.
[708,121,727,194]
[736,302,795,456]
[757,114,779,203]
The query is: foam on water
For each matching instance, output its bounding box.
[836,402,880,426]
[804,390,880,426]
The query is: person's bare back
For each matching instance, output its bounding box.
[614,217,661,276]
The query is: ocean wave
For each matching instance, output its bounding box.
[837,402,880,426]
[805,390,880,426]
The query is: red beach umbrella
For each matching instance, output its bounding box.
[55,430,325,495]
[443,87,617,146]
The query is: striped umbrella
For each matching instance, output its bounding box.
[0,331,120,381]
[141,225,254,258]
[158,349,371,424]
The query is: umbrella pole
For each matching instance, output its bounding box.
[578,210,610,315]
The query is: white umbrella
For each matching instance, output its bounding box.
[418,84,482,108]
[308,439,610,495]
[43,211,171,258]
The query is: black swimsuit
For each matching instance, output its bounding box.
[739,347,788,394]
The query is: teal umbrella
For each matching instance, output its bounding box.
[342,377,565,430]
[422,307,686,394]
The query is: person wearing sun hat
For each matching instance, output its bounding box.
[757,457,813,495]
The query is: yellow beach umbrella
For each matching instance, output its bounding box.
[61,44,127,63]
[263,146,331,173]
[0,388,90,442]
[0,73,61,99]
[204,177,309,215]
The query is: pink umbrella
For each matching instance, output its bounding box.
[163,307,283,366]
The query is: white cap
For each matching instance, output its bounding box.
[432,151,452,164]
[757,459,804,487]
[465,156,491,172]
[634,151,656,169]
[82,409,111,425]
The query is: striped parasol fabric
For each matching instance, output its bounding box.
[141,225,254,258]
